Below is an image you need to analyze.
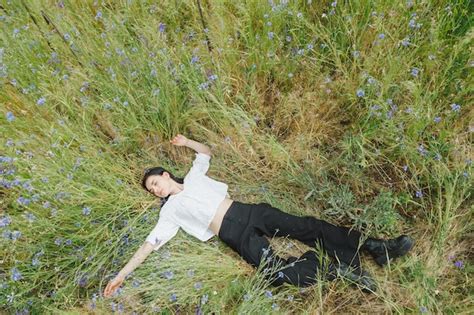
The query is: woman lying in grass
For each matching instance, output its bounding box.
[104,134,414,297]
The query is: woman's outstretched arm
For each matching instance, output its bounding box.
[104,241,155,297]
[170,134,211,155]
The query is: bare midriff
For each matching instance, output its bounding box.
[208,194,234,236]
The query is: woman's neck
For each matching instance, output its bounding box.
[171,182,184,195]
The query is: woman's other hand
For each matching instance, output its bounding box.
[104,276,124,297]
[170,134,188,146]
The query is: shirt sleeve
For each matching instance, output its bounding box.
[145,215,180,251]
[186,152,211,178]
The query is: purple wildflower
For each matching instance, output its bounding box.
[11,230,21,240]
[191,55,199,64]
[418,144,427,156]
[370,104,381,111]
[32,257,40,266]
[24,212,36,223]
[201,294,209,304]
[356,89,365,97]
[158,23,166,33]
[0,216,12,227]
[170,293,177,302]
[37,97,46,106]
[6,112,15,122]
[454,260,464,269]
[82,206,91,216]
[11,267,22,281]
[0,156,14,163]
[17,196,31,206]
[411,67,420,77]
[194,281,203,289]
[415,190,423,198]
[198,82,210,90]
[163,270,174,279]
[78,274,88,287]
[450,103,461,112]
[265,290,273,298]
[262,247,270,256]
[402,37,410,47]
[434,116,441,123]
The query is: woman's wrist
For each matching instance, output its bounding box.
[116,272,126,280]
[185,139,211,154]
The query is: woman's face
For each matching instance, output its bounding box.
[145,173,170,198]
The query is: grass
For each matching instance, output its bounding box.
[0,0,472,313]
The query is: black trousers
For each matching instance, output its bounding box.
[218,201,364,287]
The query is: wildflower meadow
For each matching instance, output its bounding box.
[0,0,472,314]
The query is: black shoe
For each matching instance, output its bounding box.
[363,235,414,266]
[327,262,377,293]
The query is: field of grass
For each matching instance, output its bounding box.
[1,0,472,313]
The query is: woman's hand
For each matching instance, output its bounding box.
[103,275,124,297]
[170,134,188,146]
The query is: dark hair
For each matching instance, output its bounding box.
[141,167,184,206]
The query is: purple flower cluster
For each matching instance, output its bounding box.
[158,23,166,33]
[11,267,22,281]
[162,270,174,279]
[356,89,365,97]
[197,73,218,90]
[3,230,21,241]
[6,111,15,122]
[417,144,427,156]
[77,274,88,287]
[82,206,91,216]
[32,250,45,267]
[0,215,12,227]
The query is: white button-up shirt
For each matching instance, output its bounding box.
[145,153,229,251]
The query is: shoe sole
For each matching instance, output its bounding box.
[375,236,414,266]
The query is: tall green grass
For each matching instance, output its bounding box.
[0,0,472,313]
